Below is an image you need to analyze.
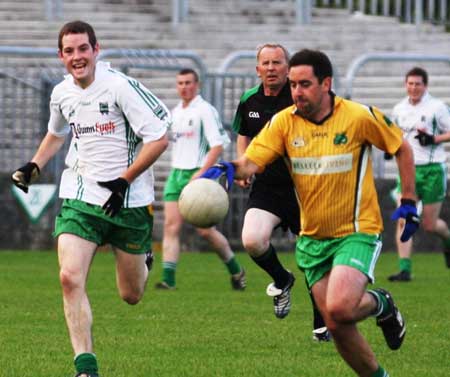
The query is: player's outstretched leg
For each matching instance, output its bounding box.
[251,244,295,318]
[230,268,246,290]
[442,237,450,268]
[145,250,154,272]
[308,288,331,341]
[74,352,99,377]
[369,288,406,350]
[266,270,296,319]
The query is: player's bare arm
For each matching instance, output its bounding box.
[192,145,223,180]
[235,135,252,188]
[232,155,261,181]
[121,133,169,183]
[31,132,66,170]
[432,129,450,144]
[394,139,416,201]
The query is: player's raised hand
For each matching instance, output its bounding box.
[391,199,420,242]
[11,162,40,193]
[200,161,235,191]
[98,177,129,217]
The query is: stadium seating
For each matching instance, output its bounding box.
[2,0,450,249]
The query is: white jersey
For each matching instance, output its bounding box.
[170,95,230,169]
[48,61,170,207]
[392,92,450,165]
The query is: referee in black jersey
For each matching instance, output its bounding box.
[232,43,330,341]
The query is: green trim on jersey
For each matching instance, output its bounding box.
[353,144,370,233]
[124,116,140,207]
[197,120,210,166]
[231,112,242,133]
[232,84,260,133]
[430,116,438,162]
[241,84,260,103]
[111,68,168,120]
[127,79,168,120]
[76,174,84,200]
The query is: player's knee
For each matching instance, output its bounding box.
[121,289,144,305]
[242,234,269,255]
[164,221,181,236]
[327,303,355,324]
[196,227,212,239]
[421,219,436,233]
[59,268,83,293]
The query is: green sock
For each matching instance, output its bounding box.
[162,262,177,287]
[225,257,241,275]
[368,290,390,317]
[371,365,389,377]
[443,237,450,249]
[399,258,411,273]
[74,353,98,375]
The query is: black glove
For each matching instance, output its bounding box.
[414,130,435,146]
[11,162,40,193]
[97,178,129,217]
[384,152,394,160]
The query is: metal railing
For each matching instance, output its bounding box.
[41,0,450,26]
[2,46,450,249]
[314,0,449,26]
[344,52,450,99]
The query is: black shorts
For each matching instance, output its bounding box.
[247,182,300,235]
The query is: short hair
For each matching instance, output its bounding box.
[177,68,199,82]
[256,43,290,62]
[58,20,97,51]
[288,49,333,83]
[405,67,428,86]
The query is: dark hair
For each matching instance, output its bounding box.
[288,49,333,83]
[405,67,428,86]
[58,20,97,51]
[177,68,199,82]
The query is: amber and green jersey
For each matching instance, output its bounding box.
[245,95,403,239]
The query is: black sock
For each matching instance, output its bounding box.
[304,277,326,329]
[309,290,326,329]
[251,244,290,288]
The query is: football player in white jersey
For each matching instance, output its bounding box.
[155,68,246,291]
[11,21,170,377]
[389,67,450,281]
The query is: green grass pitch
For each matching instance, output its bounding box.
[0,250,448,376]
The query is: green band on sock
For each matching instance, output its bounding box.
[371,365,389,377]
[74,353,98,375]
[162,263,176,287]
[225,257,241,275]
[368,290,390,317]
[399,258,411,273]
[443,237,450,248]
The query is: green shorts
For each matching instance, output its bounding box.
[396,163,447,204]
[163,168,199,201]
[53,199,154,254]
[295,233,382,288]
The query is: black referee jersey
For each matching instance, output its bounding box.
[232,81,293,186]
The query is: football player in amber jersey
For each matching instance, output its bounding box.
[232,43,329,340]
[202,49,419,377]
